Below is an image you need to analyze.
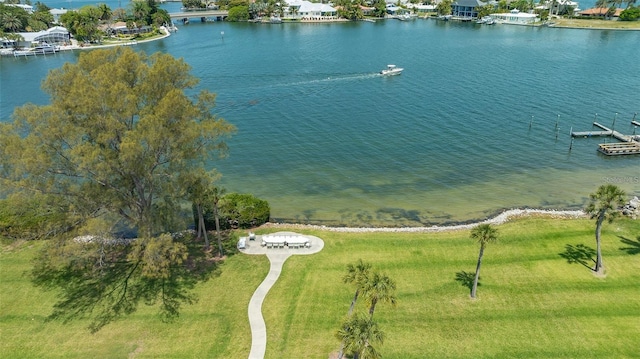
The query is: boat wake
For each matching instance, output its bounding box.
[276,72,381,87]
[215,72,380,112]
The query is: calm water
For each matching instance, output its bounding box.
[1,10,639,226]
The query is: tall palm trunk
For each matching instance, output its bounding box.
[368,299,378,318]
[348,289,360,315]
[594,210,605,273]
[338,289,361,359]
[471,243,485,298]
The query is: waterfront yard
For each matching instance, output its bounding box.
[1,217,639,358]
[552,18,640,29]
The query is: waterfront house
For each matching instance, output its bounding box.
[99,22,154,36]
[490,9,539,24]
[359,5,375,17]
[284,0,337,20]
[14,26,70,48]
[452,0,488,20]
[408,4,437,15]
[579,7,623,18]
[385,4,410,16]
[3,3,34,14]
[548,0,580,15]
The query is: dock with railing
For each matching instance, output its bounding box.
[570,113,640,156]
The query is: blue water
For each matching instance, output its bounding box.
[1,12,639,226]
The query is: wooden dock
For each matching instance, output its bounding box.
[571,122,633,142]
[598,142,640,156]
[571,118,640,156]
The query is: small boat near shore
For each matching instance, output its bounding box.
[476,16,495,25]
[13,43,59,57]
[380,64,403,76]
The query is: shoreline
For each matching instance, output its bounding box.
[260,208,587,233]
[7,17,639,58]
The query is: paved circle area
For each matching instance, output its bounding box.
[239,232,324,359]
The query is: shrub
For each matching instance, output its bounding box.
[227,6,249,21]
[619,6,640,21]
[198,193,270,230]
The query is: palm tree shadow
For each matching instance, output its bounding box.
[455,271,477,293]
[559,244,596,270]
[619,235,640,255]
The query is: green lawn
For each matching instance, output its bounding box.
[1,217,639,358]
[552,18,640,29]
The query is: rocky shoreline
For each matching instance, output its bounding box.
[261,208,588,233]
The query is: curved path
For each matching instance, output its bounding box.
[240,232,324,359]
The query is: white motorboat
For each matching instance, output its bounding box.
[380,64,403,76]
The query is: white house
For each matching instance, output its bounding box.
[4,3,34,13]
[490,9,539,24]
[285,0,337,20]
[15,26,71,47]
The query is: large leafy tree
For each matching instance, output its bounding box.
[0,47,235,330]
[585,184,626,274]
[470,223,498,299]
[1,46,235,238]
[372,0,387,17]
[336,312,385,359]
[59,6,102,43]
[436,0,452,15]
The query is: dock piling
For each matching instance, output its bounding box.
[611,112,617,133]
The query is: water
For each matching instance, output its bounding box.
[1,14,639,226]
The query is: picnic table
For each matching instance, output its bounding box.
[261,235,310,249]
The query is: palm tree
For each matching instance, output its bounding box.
[339,259,372,359]
[2,14,23,32]
[97,3,112,21]
[470,223,498,299]
[363,272,397,318]
[585,184,626,274]
[336,313,385,359]
[343,259,372,316]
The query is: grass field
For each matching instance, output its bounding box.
[1,217,639,358]
[551,18,640,29]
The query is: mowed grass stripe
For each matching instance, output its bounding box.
[1,217,638,358]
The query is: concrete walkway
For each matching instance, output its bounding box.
[240,232,324,359]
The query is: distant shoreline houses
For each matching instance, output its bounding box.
[1,26,71,50]
[277,0,338,21]
[1,0,635,52]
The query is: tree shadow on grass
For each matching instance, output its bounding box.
[618,235,640,255]
[32,232,225,333]
[559,244,596,270]
[455,271,477,295]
